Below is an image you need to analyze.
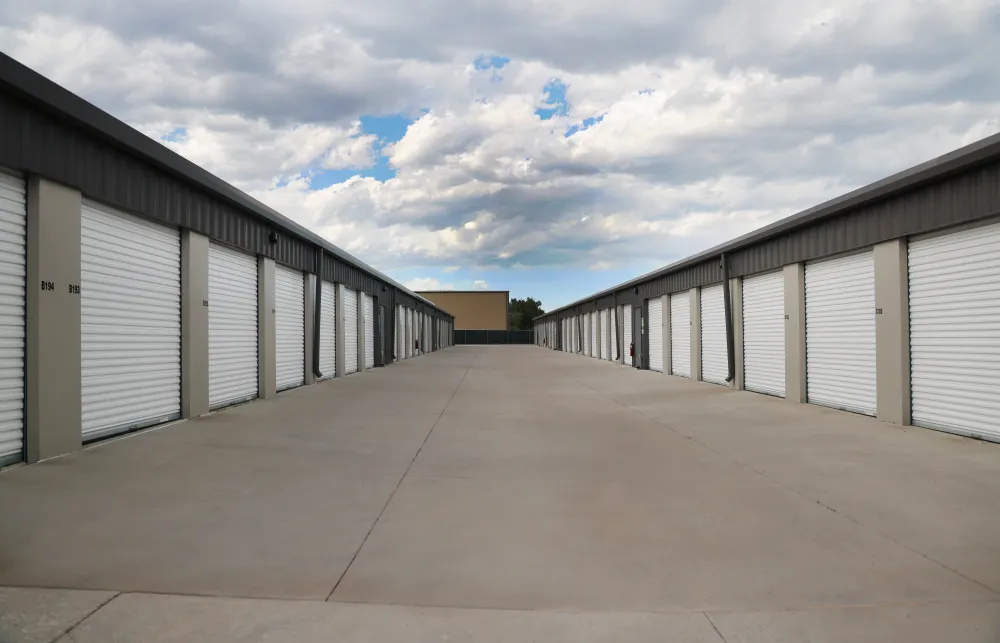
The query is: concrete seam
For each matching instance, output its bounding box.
[48,591,120,643]
[703,612,730,643]
[324,348,482,601]
[569,371,1000,599]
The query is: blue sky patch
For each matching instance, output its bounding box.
[536,79,569,120]
[308,113,418,188]
[474,54,510,70]
[162,127,186,142]
[565,114,605,137]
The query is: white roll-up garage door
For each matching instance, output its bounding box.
[208,243,258,409]
[610,308,618,361]
[81,201,180,441]
[670,292,690,377]
[319,281,336,379]
[805,252,876,415]
[590,312,598,357]
[344,287,359,373]
[395,305,403,361]
[648,298,664,372]
[701,284,728,385]
[601,310,610,360]
[406,308,414,358]
[0,172,25,465]
[909,223,1000,442]
[742,271,785,397]
[274,265,304,391]
[623,306,633,366]
[363,293,375,369]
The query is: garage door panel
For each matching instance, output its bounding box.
[648,299,663,372]
[275,266,305,391]
[208,243,258,408]
[805,252,876,416]
[82,201,180,440]
[0,173,25,463]
[909,222,1000,441]
[345,288,359,373]
[670,293,690,377]
[700,285,728,385]
[363,294,375,368]
[742,271,784,397]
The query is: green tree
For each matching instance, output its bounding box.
[509,297,545,331]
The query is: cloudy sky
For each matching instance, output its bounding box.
[2,0,998,310]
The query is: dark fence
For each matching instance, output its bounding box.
[454,330,535,345]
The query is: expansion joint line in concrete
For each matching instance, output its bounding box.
[703,612,730,643]
[569,375,1000,600]
[324,349,482,601]
[52,592,121,643]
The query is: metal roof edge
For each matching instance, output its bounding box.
[534,132,1000,321]
[0,52,450,318]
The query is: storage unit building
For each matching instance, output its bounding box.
[0,55,454,467]
[208,242,259,408]
[532,131,1000,443]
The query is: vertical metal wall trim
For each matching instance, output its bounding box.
[721,253,735,383]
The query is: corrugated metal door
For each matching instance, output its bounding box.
[208,243,258,409]
[742,271,785,397]
[590,312,598,357]
[611,308,618,361]
[909,224,1000,441]
[623,305,633,366]
[395,305,402,361]
[600,309,611,361]
[701,284,728,385]
[670,292,691,377]
[81,201,180,441]
[344,287,359,373]
[648,298,663,372]
[319,281,336,378]
[363,293,375,369]
[274,265,305,391]
[0,173,25,465]
[406,308,412,357]
[805,252,876,415]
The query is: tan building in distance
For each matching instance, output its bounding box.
[416,291,510,330]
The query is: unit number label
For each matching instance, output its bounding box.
[875,308,883,315]
[68,284,80,294]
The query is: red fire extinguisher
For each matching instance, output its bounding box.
[629,342,634,357]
